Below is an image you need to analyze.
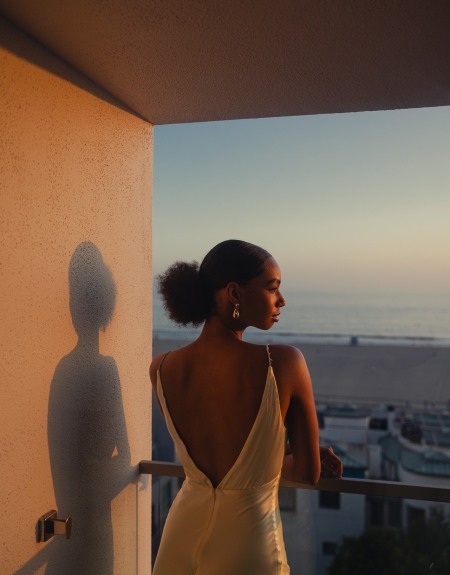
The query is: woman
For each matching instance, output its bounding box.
[150,240,342,574]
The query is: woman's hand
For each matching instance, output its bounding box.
[319,446,343,478]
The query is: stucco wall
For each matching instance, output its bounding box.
[0,17,153,575]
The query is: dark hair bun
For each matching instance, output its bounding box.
[158,240,272,327]
[157,261,208,327]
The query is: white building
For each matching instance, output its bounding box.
[281,405,371,574]
[380,426,450,530]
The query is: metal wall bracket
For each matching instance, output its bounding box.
[38,510,72,542]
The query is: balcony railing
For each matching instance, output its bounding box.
[143,460,450,573]
[139,460,450,503]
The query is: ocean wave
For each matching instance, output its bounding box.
[152,329,450,347]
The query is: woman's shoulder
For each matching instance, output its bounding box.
[267,344,310,392]
[267,343,305,366]
[150,351,167,371]
[149,343,194,384]
[149,353,164,387]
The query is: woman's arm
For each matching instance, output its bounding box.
[284,442,343,478]
[276,345,320,485]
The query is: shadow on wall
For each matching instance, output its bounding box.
[14,242,143,575]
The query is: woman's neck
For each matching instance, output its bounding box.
[199,315,246,343]
[75,327,100,354]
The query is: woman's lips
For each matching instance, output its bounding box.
[272,314,280,322]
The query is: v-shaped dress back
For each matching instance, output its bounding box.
[153,346,290,574]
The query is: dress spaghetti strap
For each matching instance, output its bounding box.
[265,344,272,367]
[158,351,171,372]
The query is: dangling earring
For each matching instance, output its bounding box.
[232,303,240,319]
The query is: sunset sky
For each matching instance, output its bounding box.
[153,106,450,295]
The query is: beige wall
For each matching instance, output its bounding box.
[0,18,153,575]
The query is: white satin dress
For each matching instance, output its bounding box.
[153,346,290,575]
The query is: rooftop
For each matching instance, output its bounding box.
[413,412,450,428]
[421,428,450,449]
[380,434,450,478]
[322,404,370,419]
[401,449,450,478]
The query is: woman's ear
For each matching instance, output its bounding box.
[226,282,240,304]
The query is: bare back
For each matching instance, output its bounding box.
[150,338,319,487]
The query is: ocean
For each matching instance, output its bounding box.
[153,292,450,347]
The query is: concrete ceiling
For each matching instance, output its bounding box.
[1,0,449,125]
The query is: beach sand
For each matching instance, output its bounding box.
[152,337,450,408]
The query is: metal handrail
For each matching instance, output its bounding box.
[140,460,450,503]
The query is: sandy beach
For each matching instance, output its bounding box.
[153,337,450,408]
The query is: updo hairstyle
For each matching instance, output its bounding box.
[69,242,116,333]
[157,240,272,327]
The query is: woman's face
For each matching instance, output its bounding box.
[239,257,286,330]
